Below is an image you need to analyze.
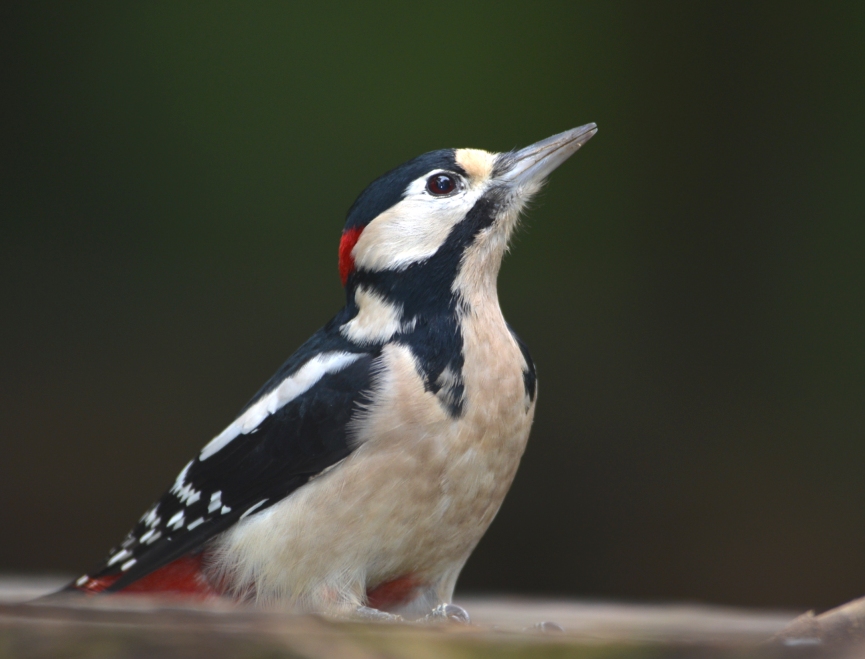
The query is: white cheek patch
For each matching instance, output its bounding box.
[351,178,486,272]
[199,351,362,461]
[341,286,415,344]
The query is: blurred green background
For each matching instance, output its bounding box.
[2,2,864,610]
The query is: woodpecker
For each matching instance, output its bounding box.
[66,124,597,619]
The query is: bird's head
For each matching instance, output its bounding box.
[339,124,597,316]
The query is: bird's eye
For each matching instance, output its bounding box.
[426,173,458,196]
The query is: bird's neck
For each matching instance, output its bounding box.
[452,235,507,313]
[341,225,510,346]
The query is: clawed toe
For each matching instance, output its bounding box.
[425,603,471,624]
[353,605,404,622]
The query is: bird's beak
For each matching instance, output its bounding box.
[499,123,597,187]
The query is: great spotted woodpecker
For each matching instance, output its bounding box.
[66,124,597,619]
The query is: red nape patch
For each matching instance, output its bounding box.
[366,575,424,611]
[338,226,363,286]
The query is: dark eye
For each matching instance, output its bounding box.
[426,173,457,196]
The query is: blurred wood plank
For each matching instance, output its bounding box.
[772,595,865,647]
[1,575,858,658]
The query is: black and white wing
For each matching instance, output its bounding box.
[79,322,378,592]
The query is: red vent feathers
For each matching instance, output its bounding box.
[366,574,424,611]
[338,227,363,286]
[74,553,219,598]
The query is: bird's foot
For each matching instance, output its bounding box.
[352,605,404,622]
[424,603,471,624]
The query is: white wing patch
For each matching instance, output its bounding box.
[199,351,363,461]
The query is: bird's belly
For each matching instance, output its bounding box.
[212,339,535,610]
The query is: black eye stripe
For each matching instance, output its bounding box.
[426,173,458,196]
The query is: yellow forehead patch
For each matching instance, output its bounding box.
[454,148,496,182]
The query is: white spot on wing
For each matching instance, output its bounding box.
[170,461,201,505]
[167,510,185,530]
[174,461,192,487]
[143,530,162,545]
[174,484,200,505]
[121,558,137,571]
[76,575,89,586]
[142,505,160,527]
[187,517,205,530]
[199,352,363,461]
[220,505,232,515]
[208,491,223,513]
[107,549,131,566]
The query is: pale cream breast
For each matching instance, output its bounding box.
[210,305,535,611]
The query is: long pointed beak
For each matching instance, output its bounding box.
[499,123,597,186]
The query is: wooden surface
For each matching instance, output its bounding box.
[1,576,863,658]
